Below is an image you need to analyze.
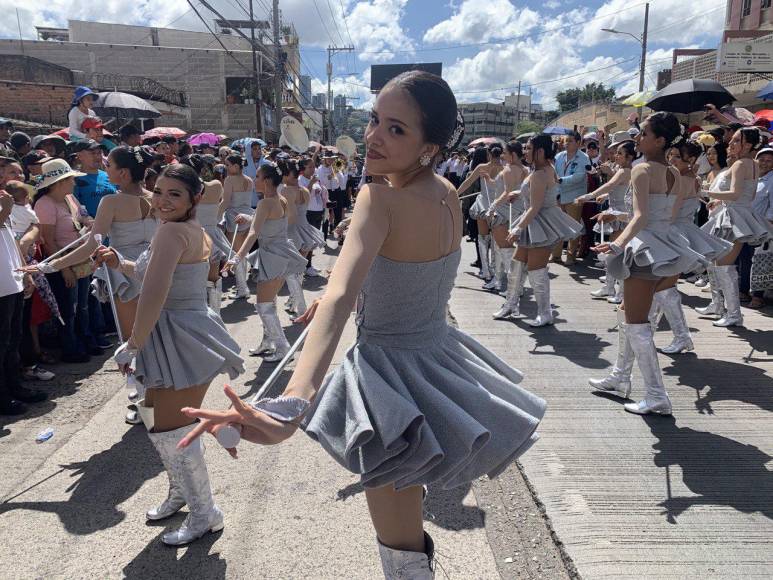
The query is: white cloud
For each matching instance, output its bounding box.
[423,0,540,44]
[310,68,375,109]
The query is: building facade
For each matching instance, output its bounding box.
[299,75,312,107]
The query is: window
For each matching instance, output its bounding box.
[742,0,752,17]
[225,77,257,104]
[764,0,771,9]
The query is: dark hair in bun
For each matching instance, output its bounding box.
[109,145,154,182]
[489,145,503,158]
[279,158,301,177]
[383,70,458,151]
[179,153,207,175]
[528,134,556,161]
[618,141,636,159]
[740,127,762,152]
[645,112,683,151]
[506,140,524,159]
[225,154,244,167]
[259,162,283,186]
[679,141,703,162]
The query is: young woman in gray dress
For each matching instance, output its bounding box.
[701,127,773,327]
[180,154,231,313]
[222,154,255,299]
[575,140,635,304]
[590,113,705,416]
[178,71,546,579]
[494,135,583,325]
[96,164,243,546]
[224,162,307,362]
[484,141,528,294]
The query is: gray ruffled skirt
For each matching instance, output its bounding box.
[135,306,244,390]
[291,222,325,252]
[223,206,254,233]
[469,193,493,220]
[92,244,146,303]
[701,204,773,245]
[246,240,308,281]
[607,228,706,280]
[678,221,734,263]
[513,206,583,248]
[203,224,232,263]
[303,326,547,491]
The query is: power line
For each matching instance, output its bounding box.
[311,0,337,44]
[325,0,347,46]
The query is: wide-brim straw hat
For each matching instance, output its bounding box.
[35,158,85,190]
[608,130,634,148]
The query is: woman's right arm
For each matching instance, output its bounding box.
[456,166,481,195]
[284,184,390,401]
[50,196,115,270]
[577,168,627,203]
[606,164,650,250]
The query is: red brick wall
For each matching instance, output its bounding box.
[0,80,71,127]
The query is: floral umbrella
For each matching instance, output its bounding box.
[142,127,187,140]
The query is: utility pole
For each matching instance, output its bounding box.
[514,80,521,135]
[326,45,354,143]
[249,0,262,136]
[638,3,649,119]
[272,0,282,135]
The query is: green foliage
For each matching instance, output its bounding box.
[555,83,617,112]
[513,120,542,135]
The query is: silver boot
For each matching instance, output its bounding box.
[378,532,435,580]
[146,429,187,521]
[482,245,501,290]
[206,279,222,314]
[590,268,616,299]
[658,287,694,354]
[648,292,663,333]
[258,301,291,363]
[588,309,633,398]
[154,424,224,546]
[623,323,673,416]
[250,302,276,356]
[476,234,492,279]
[606,277,623,304]
[695,266,725,318]
[526,267,553,327]
[285,273,307,317]
[497,246,515,295]
[713,265,743,327]
[493,259,526,319]
[232,259,250,299]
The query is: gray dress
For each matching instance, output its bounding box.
[511,180,583,248]
[593,181,630,235]
[196,203,231,263]
[607,191,705,280]
[469,175,501,220]
[303,249,547,491]
[291,200,325,252]
[674,197,733,263]
[701,175,773,245]
[132,249,244,390]
[488,173,522,227]
[93,218,156,303]
[246,216,308,281]
[223,189,255,233]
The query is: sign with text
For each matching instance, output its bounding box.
[717,41,773,73]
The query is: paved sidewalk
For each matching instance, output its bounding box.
[450,246,773,579]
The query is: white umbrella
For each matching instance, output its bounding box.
[93,92,161,119]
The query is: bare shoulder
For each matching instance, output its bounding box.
[631,162,651,178]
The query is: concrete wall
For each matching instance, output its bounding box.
[0,54,74,85]
[0,39,264,137]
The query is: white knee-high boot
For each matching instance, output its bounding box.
[285,273,307,317]
[623,324,672,415]
[497,246,514,294]
[476,234,492,279]
[493,259,527,319]
[657,287,694,354]
[695,265,725,318]
[713,264,743,327]
[148,424,224,546]
[482,245,501,290]
[250,301,276,356]
[526,267,553,327]
[588,309,633,398]
[233,259,250,299]
[378,532,435,580]
[257,301,291,363]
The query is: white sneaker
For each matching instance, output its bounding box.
[23,365,55,381]
[305,266,321,277]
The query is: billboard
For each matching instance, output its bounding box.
[717,41,773,73]
[370,63,443,92]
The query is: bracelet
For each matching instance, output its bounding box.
[36,262,58,274]
[231,254,242,265]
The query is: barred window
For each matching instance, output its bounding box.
[763,0,771,9]
[742,0,752,17]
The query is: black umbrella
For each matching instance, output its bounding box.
[645,79,735,115]
[93,91,161,119]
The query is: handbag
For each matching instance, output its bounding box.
[63,195,93,279]
[750,241,773,292]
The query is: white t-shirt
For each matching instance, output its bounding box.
[68,107,96,140]
[315,165,337,190]
[300,175,326,211]
[10,203,38,237]
[0,219,24,298]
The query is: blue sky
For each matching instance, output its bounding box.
[3,0,727,109]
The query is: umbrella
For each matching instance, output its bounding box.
[142,127,186,140]
[754,109,773,122]
[757,81,773,100]
[516,132,536,142]
[188,133,221,146]
[621,90,654,107]
[543,126,574,136]
[231,137,266,149]
[52,128,114,139]
[646,79,735,115]
[468,137,504,147]
[93,92,160,119]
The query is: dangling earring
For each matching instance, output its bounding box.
[419,153,432,167]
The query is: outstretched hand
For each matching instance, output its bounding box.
[177,385,299,457]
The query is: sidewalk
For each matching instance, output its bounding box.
[450,245,773,579]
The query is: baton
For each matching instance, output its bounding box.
[94,235,123,344]
[221,229,240,278]
[216,324,312,448]
[458,192,479,201]
[40,228,91,264]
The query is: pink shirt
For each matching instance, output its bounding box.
[34,195,85,249]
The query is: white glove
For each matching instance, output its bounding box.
[113,341,138,369]
[251,396,310,423]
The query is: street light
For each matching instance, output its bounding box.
[602,3,649,114]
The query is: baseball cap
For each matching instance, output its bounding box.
[81,117,105,131]
[0,118,13,129]
[756,147,773,158]
[71,139,106,153]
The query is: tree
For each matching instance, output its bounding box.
[555,83,617,112]
[513,120,542,136]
